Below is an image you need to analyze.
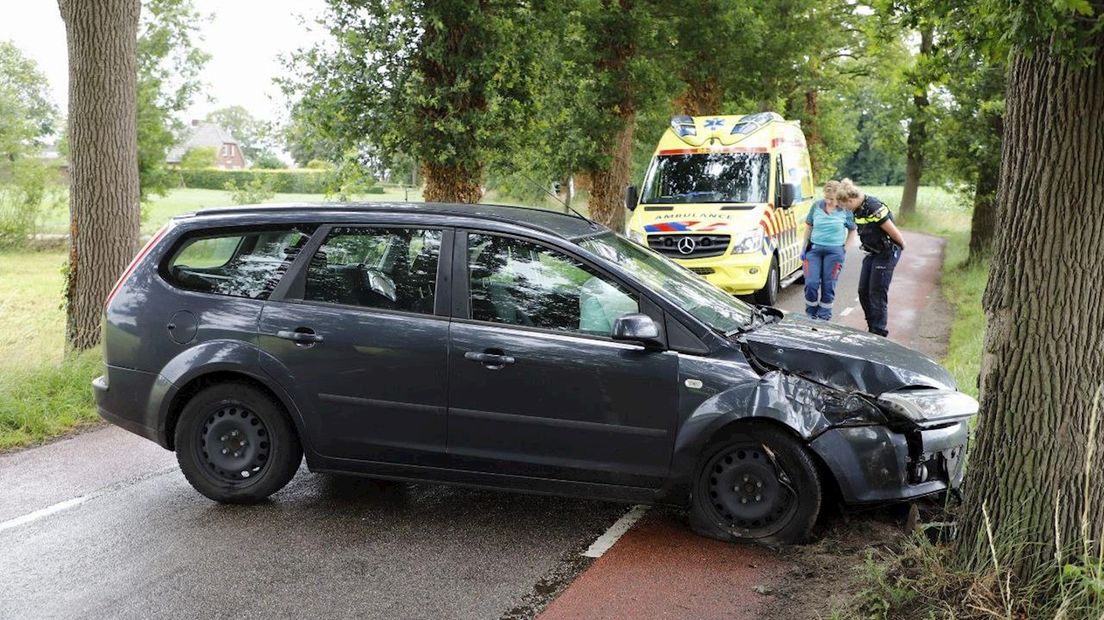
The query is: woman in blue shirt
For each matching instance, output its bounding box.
[801,180,856,320]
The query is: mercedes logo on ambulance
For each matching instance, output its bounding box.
[677,237,697,255]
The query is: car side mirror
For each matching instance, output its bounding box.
[779,182,799,209]
[624,185,639,212]
[611,313,662,349]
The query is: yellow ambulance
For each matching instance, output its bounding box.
[625,112,814,305]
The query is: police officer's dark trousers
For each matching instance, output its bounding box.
[857,246,901,337]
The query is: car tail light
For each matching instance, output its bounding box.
[104,223,171,310]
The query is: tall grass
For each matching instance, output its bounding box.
[0,350,102,451]
[845,394,1104,619]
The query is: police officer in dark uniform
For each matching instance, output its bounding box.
[836,179,907,337]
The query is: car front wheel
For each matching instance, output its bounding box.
[175,382,302,504]
[690,424,821,545]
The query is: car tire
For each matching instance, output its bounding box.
[689,423,822,545]
[175,382,302,504]
[751,255,779,306]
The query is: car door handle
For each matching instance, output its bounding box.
[275,329,324,344]
[464,351,515,368]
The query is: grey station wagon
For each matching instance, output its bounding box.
[94,202,978,544]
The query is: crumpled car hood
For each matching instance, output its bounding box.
[742,316,955,395]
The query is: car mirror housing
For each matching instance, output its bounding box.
[611,313,662,349]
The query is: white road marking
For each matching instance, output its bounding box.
[0,495,89,533]
[583,505,649,558]
[840,306,854,317]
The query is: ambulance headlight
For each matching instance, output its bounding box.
[628,230,646,246]
[730,229,764,254]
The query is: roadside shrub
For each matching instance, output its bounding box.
[0,159,67,249]
[180,169,335,194]
[225,176,276,205]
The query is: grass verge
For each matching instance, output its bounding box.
[0,349,103,452]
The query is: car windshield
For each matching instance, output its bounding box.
[579,233,755,334]
[641,152,770,204]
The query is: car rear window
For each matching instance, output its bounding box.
[163,226,314,299]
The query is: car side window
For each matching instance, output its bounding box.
[304,227,441,315]
[164,227,313,299]
[467,233,638,336]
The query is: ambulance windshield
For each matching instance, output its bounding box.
[641,152,770,204]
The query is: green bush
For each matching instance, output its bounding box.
[180,168,335,194]
[224,176,276,205]
[180,146,218,170]
[0,159,67,248]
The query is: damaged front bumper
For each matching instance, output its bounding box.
[811,420,969,504]
[763,372,974,505]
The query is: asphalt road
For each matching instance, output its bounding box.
[0,231,946,620]
[0,429,623,619]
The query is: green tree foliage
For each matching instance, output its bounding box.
[0,42,61,247]
[136,0,210,200]
[0,41,58,159]
[179,146,217,169]
[205,105,275,161]
[284,0,542,203]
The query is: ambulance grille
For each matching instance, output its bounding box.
[647,234,731,259]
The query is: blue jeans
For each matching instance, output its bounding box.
[804,244,845,320]
[858,246,901,336]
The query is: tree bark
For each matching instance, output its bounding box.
[803,88,822,181]
[967,112,1003,262]
[957,38,1104,581]
[899,27,932,219]
[967,155,999,262]
[420,162,482,203]
[588,117,634,231]
[58,0,141,352]
[674,77,722,116]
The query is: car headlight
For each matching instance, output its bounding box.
[628,230,646,246]
[730,229,764,254]
[876,389,979,423]
[819,392,887,426]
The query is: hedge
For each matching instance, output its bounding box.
[180,169,335,194]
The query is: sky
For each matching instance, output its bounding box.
[0,0,328,123]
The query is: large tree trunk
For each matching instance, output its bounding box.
[803,88,822,181]
[957,38,1104,581]
[674,77,722,116]
[899,27,932,219]
[58,0,141,352]
[968,113,1003,262]
[421,162,482,203]
[588,118,634,231]
[967,155,999,262]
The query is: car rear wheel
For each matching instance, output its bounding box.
[690,424,821,545]
[175,383,302,504]
[751,255,779,306]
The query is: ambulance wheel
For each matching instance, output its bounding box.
[752,256,779,306]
